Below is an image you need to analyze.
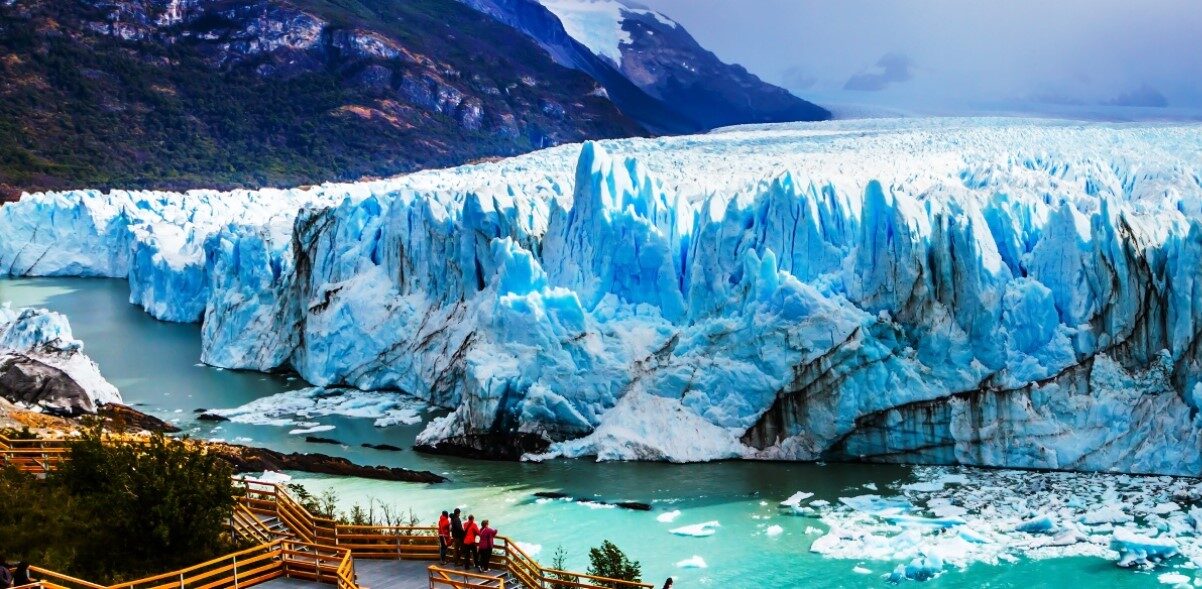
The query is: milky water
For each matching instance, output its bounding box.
[1,277,1195,589]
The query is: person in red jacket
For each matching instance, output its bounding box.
[476,520,498,573]
[437,511,452,565]
[460,515,480,569]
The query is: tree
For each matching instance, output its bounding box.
[53,431,237,581]
[547,545,573,589]
[587,540,642,586]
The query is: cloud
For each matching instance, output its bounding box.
[1105,84,1169,108]
[843,53,913,92]
[780,65,817,90]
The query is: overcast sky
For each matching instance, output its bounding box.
[636,0,1202,118]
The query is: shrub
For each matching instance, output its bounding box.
[0,431,238,583]
[587,540,642,586]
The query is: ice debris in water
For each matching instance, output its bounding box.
[657,510,682,523]
[810,466,1202,579]
[670,521,720,537]
[765,525,784,537]
[210,386,427,428]
[675,555,707,569]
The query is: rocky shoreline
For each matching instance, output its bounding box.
[1,401,446,483]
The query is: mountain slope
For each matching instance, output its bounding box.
[460,0,830,132]
[0,0,645,195]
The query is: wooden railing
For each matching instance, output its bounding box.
[428,566,505,589]
[0,435,70,474]
[3,436,654,589]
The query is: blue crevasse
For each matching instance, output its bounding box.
[1,118,1201,473]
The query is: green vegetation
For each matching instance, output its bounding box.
[0,0,639,196]
[587,540,643,586]
[0,432,237,584]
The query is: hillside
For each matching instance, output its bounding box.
[0,0,645,196]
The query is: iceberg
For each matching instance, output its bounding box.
[3,118,1202,473]
[0,304,121,414]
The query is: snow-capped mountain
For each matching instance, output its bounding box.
[3,118,1202,476]
[457,0,830,132]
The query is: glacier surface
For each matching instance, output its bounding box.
[2,117,1202,474]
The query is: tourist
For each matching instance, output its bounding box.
[661,579,673,589]
[11,563,34,587]
[0,558,11,589]
[437,510,452,565]
[450,508,465,565]
[460,514,479,569]
[476,519,497,573]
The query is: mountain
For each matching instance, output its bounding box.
[456,0,831,133]
[4,118,1202,476]
[0,0,644,195]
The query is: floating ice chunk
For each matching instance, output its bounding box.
[781,491,815,508]
[882,515,966,529]
[810,500,830,508]
[1153,502,1182,515]
[657,510,682,523]
[864,483,878,491]
[840,495,914,515]
[289,424,335,435]
[1015,514,1058,534]
[675,555,707,569]
[887,554,945,583]
[1081,504,1133,525]
[765,525,784,537]
[1112,528,1179,568]
[1158,572,1191,585]
[852,566,872,574]
[671,521,720,537]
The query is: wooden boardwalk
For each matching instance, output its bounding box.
[358,560,507,589]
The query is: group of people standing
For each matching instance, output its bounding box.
[0,559,37,588]
[437,509,498,573]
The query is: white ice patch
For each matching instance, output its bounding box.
[289,424,335,435]
[765,525,784,537]
[675,555,707,569]
[670,521,720,537]
[210,386,427,428]
[657,510,682,523]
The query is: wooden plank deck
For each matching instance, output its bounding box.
[356,559,506,589]
[254,577,329,589]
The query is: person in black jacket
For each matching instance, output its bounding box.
[0,557,13,588]
[449,508,465,566]
[11,563,34,587]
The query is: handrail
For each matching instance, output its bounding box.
[427,565,505,589]
[5,438,656,589]
[28,567,107,589]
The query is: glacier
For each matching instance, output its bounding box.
[2,117,1202,474]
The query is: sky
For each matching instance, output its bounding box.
[635,0,1202,119]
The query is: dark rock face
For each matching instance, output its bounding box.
[361,443,403,452]
[414,432,551,461]
[0,353,96,415]
[210,442,446,483]
[98,403,181,433]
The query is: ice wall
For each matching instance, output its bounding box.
[2,118,1201,473]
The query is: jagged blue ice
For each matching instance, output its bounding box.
[2,118,1201,474]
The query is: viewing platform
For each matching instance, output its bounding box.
[0,433,653,589]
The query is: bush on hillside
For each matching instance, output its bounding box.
[0,431,237,583]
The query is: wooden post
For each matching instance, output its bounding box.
[232,554,239,589]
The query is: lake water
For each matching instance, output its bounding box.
[0,277,1189,588]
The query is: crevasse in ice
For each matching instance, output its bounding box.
[2,118,1201,473]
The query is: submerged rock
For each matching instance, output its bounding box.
[0,306,121,415]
